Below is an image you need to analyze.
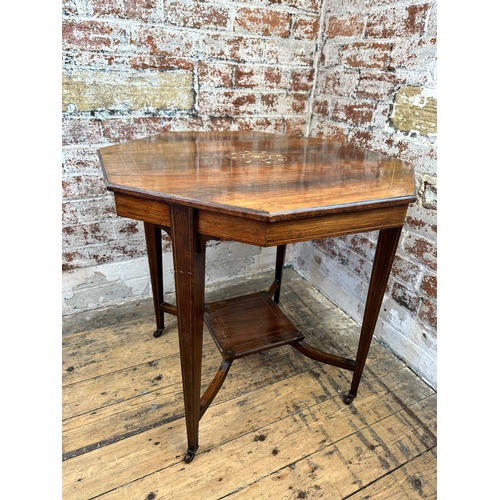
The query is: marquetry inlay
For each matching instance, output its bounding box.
[222,150,294,165]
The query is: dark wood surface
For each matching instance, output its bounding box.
[204,292,305,360]
[98,131,416,463]
[99,131,415,222]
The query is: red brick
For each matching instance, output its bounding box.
[325,14,365,37]
[63,148,101,174]
[84,0,160,21]
[366,4,430,38]
[310,119,347,142]
[64,51,119,68]
[101,117,171,143]
[405,204,437,241]
[77,197,117,222]
[115,219,141,238]
[271,0,321,12]
[348,129,376,149]
[207,117,233,131]
[349,129,399,156]
[198,91,257,115]
[270,0,321,12]
[356,72,397,99]
[62,175,108,200]
[234,66,262,88]
[87,240,147,266]
[419,299,436,329]
[285,117,307,136]
[343,233,376,260]
[397,139,437,173]
[233,117,285,133]
[201,34,262,63]
[313,98,329,116]
[62,0,78,16]
[86,0,121,17]
[392,255,421,289]
[131,26,197,57]
[421,273,437,300]
[130,56,194,71]
[198,62,233,88]
[391,282,419,313]
[404,234,437,270]
[291,15,320,40]
[165,1,230,30]
[62,20,117,51]
[316,238,343,263]
[123,0,160,21]
[316,238,372,282]
[340,42,392,69]
[331,99,376,126]
[62,222,114,247]
[170,116,205,131]
[317,69,358,96]
[62,250,89,271]
[290,68,314,91]
[235,8,290,37]
[235,66,286,90]
[261,93,308,114]
[62,202,78,226]
[62,118,102,146]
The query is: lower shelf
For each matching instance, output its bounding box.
[204,291,305,361]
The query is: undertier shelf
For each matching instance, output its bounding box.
[204,291,305,361]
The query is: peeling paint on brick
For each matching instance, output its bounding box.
[165,1,230,30]
[325,14,365,38]
[392,86,437,135]
[391,282,420,313]
[366,4,430,38]
[235,8,291,37]
[340,42,392,69]
[62,69,193,112]
[417,174,437,209]
[291,15,320,40]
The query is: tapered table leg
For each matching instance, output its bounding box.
[144,222,165,338]
[272,245,287,304]
[344,226,403,404]
[170,205,206,463]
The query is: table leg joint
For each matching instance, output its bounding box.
[292,340,356,371]
[199,359,233,420]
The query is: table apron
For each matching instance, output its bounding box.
[113,191,408,246]
[197,205,408,246]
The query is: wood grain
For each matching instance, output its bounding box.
[96,131,420,467]
[99,131,415,223]
[62,271,436,500]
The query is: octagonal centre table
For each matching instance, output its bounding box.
[98,131,415,463]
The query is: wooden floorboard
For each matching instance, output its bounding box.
[62,269,436,499]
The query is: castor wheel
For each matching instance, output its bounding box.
[153,328,164,338]
[344,392,356,405]
[184,450,196,463]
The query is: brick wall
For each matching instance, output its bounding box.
[292,0,437,388]
[62,0,437,388]
[62,0,319,312]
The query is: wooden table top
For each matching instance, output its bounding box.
[99,131,415,222]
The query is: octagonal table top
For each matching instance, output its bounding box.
[98,131,415,222]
